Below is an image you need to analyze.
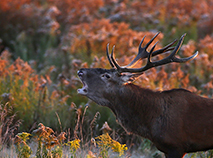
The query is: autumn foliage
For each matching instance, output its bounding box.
[0,0,213,157]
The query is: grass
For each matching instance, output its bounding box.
[2,123,129,158]
[0,0,213,157]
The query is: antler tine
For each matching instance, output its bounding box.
[110,45,123,73]
[110,33,198,73]
[138,35,146,50]
[106,43,115,68]
[126,32,177,68]
[151,39,177,57]
[126,32,160,67]
[147,42,158,63]
[144,32,160,49]
[170,34,198,62]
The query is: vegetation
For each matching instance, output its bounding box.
[0,0,213,157]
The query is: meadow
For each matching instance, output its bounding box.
[0,0,213,157]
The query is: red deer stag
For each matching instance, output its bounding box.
[77,32,213,158]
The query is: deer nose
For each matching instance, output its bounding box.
[77,70,84,78]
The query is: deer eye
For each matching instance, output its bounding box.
[101,73,111,79]
[105,74,110,78]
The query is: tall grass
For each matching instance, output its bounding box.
[0,0,213,157]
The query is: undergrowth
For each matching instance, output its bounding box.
[0,0,213,157]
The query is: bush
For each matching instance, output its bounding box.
[0,0,213,157]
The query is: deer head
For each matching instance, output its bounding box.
[77,32,198,106]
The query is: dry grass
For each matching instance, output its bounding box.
[0,0,213,157]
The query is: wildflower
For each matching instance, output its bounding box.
[45,126,54,135]
[57,132,66,143]
[15,133,32,158]
[17,132,31,142]
[111,140,128,156]
[66,139,81,154]
[32,124,48,138]
[96,133,128,157]
[95,133,112,157]
[95,133,112,148]
[51,146,63,158]
[19,144,32,158]
[44,135,59,149]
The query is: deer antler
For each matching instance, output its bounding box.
[107,33,198,74]
[106,32,177,69]
[126,32,178,68]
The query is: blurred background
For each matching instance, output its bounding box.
[0,0,213,157]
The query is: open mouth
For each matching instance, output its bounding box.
[77,70,88,95]
[77,80,88,95]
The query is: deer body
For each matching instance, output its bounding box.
[78,68,213,157]
[77,33,211,158]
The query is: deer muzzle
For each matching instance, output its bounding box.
[77,70,88,95]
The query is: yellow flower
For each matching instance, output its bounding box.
[111,140,128,156]
[17,132,31,142]
[95,133,112,148]
[95,133,128,157]
[66,139,81,153]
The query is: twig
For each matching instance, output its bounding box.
[55,112,62,132]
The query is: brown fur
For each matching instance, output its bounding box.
[77,68,213,158]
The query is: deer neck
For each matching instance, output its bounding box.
[106,84,162,138]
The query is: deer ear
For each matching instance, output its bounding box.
[120,72,143,83]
